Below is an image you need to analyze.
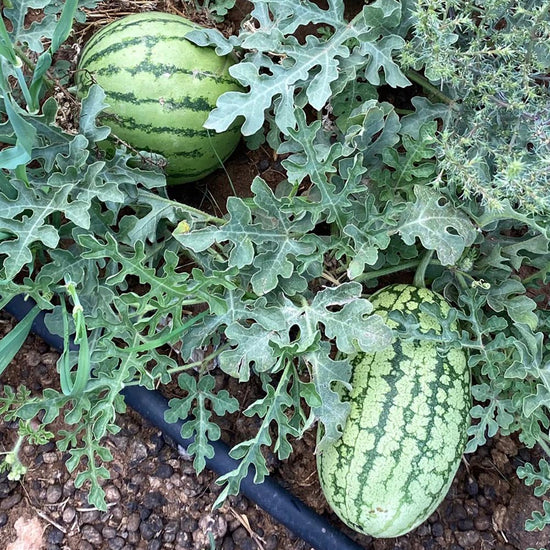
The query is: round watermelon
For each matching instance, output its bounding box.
[76,11,243,183]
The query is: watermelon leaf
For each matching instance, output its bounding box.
[398,185,478,265]
[165,373,239,473]
[305,343,352,451]
[194,0,409,135]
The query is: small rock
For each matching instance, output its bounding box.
[454,530,480,548]
[80,524,103,547]
[465,479,479,496]
[431,522,444,537]
[258,159,270,171]
[155,463,174,479]
[140,513,164,540]
[127,512,141,532]
[148,540,162,550]
[231,526,255,550]
[496,436,518,456]
[23,444,36,457]
[25,349,42,367]
[47,526,65,544]
[42,452,59,464]
[448,503,468,522]
[0,481,12,498]
[264,534,279,550]
[143,491,167,509]
[80,509,100,523]
[62,479,75,498]
[221,537,235,550]
[102,526,117,539]
[62,506,76,524]
[474,515,492,531]
[108,434,129,452]
[457,518,474,531]
[180,516,198,532]
[463,499,478,518]
[0,492,22,509]
[198,513,227,540]
[175,529,193,549]
[46,484,63,504]
[127,531,140,544]
[483,484,497,500]
[0,512,8,527]
[110,506,124,522]
[108,537,125,550]
[129,440,148,463]
[104,485,121,503]
[477,495,490,509]
[163,520,179,543]
[150,432,164,453]
[415,522,431,536]
[140,507,152,521]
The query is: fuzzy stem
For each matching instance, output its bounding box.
[14,46,55,89]
[537,435,550,459]
[413,250,435,288]
[406,70,457,108]
[166,345,230,377]
[354,259,423,283]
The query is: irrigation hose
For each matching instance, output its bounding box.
[3,296,365,550]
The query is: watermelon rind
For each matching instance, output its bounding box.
[76,11,244,183]
[317,284,471,538]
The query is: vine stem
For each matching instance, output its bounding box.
[165,345,230,377]
[405,70,458,109]
[354,258,430,283]
[537,435,550,459]
[14,45,55,89]
[522,266,550,286]
[413,250,435,288]
[142,190,226,226]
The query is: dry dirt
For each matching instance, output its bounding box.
[1,309,550,550]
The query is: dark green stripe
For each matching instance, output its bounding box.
[106,90,214,112]
[93,60,236,85]
[105,114,241,139]
[105,115,208,138]
[170,149,205,159]
[81,35,175,69]
[80,14,195,65]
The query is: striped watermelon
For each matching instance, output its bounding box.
[317,284,470,538]
[76,12,243,183]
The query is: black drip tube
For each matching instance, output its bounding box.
[4,296,365,550]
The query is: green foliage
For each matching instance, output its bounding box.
[1,0,550,534]
[184,0,236,21]
[402,1,550,214]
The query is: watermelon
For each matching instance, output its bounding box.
[76,12,244,183]
[317,284,470,538]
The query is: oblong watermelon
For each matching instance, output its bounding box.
[76,12,243,183]
[317,284,471,538]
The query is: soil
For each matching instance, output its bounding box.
[2,1,550,549]
[1,312,550,550]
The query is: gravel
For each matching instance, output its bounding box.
[2,310,550,550]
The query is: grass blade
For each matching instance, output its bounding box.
[0,304,40,376]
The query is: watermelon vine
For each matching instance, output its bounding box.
[0,0,550,538]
